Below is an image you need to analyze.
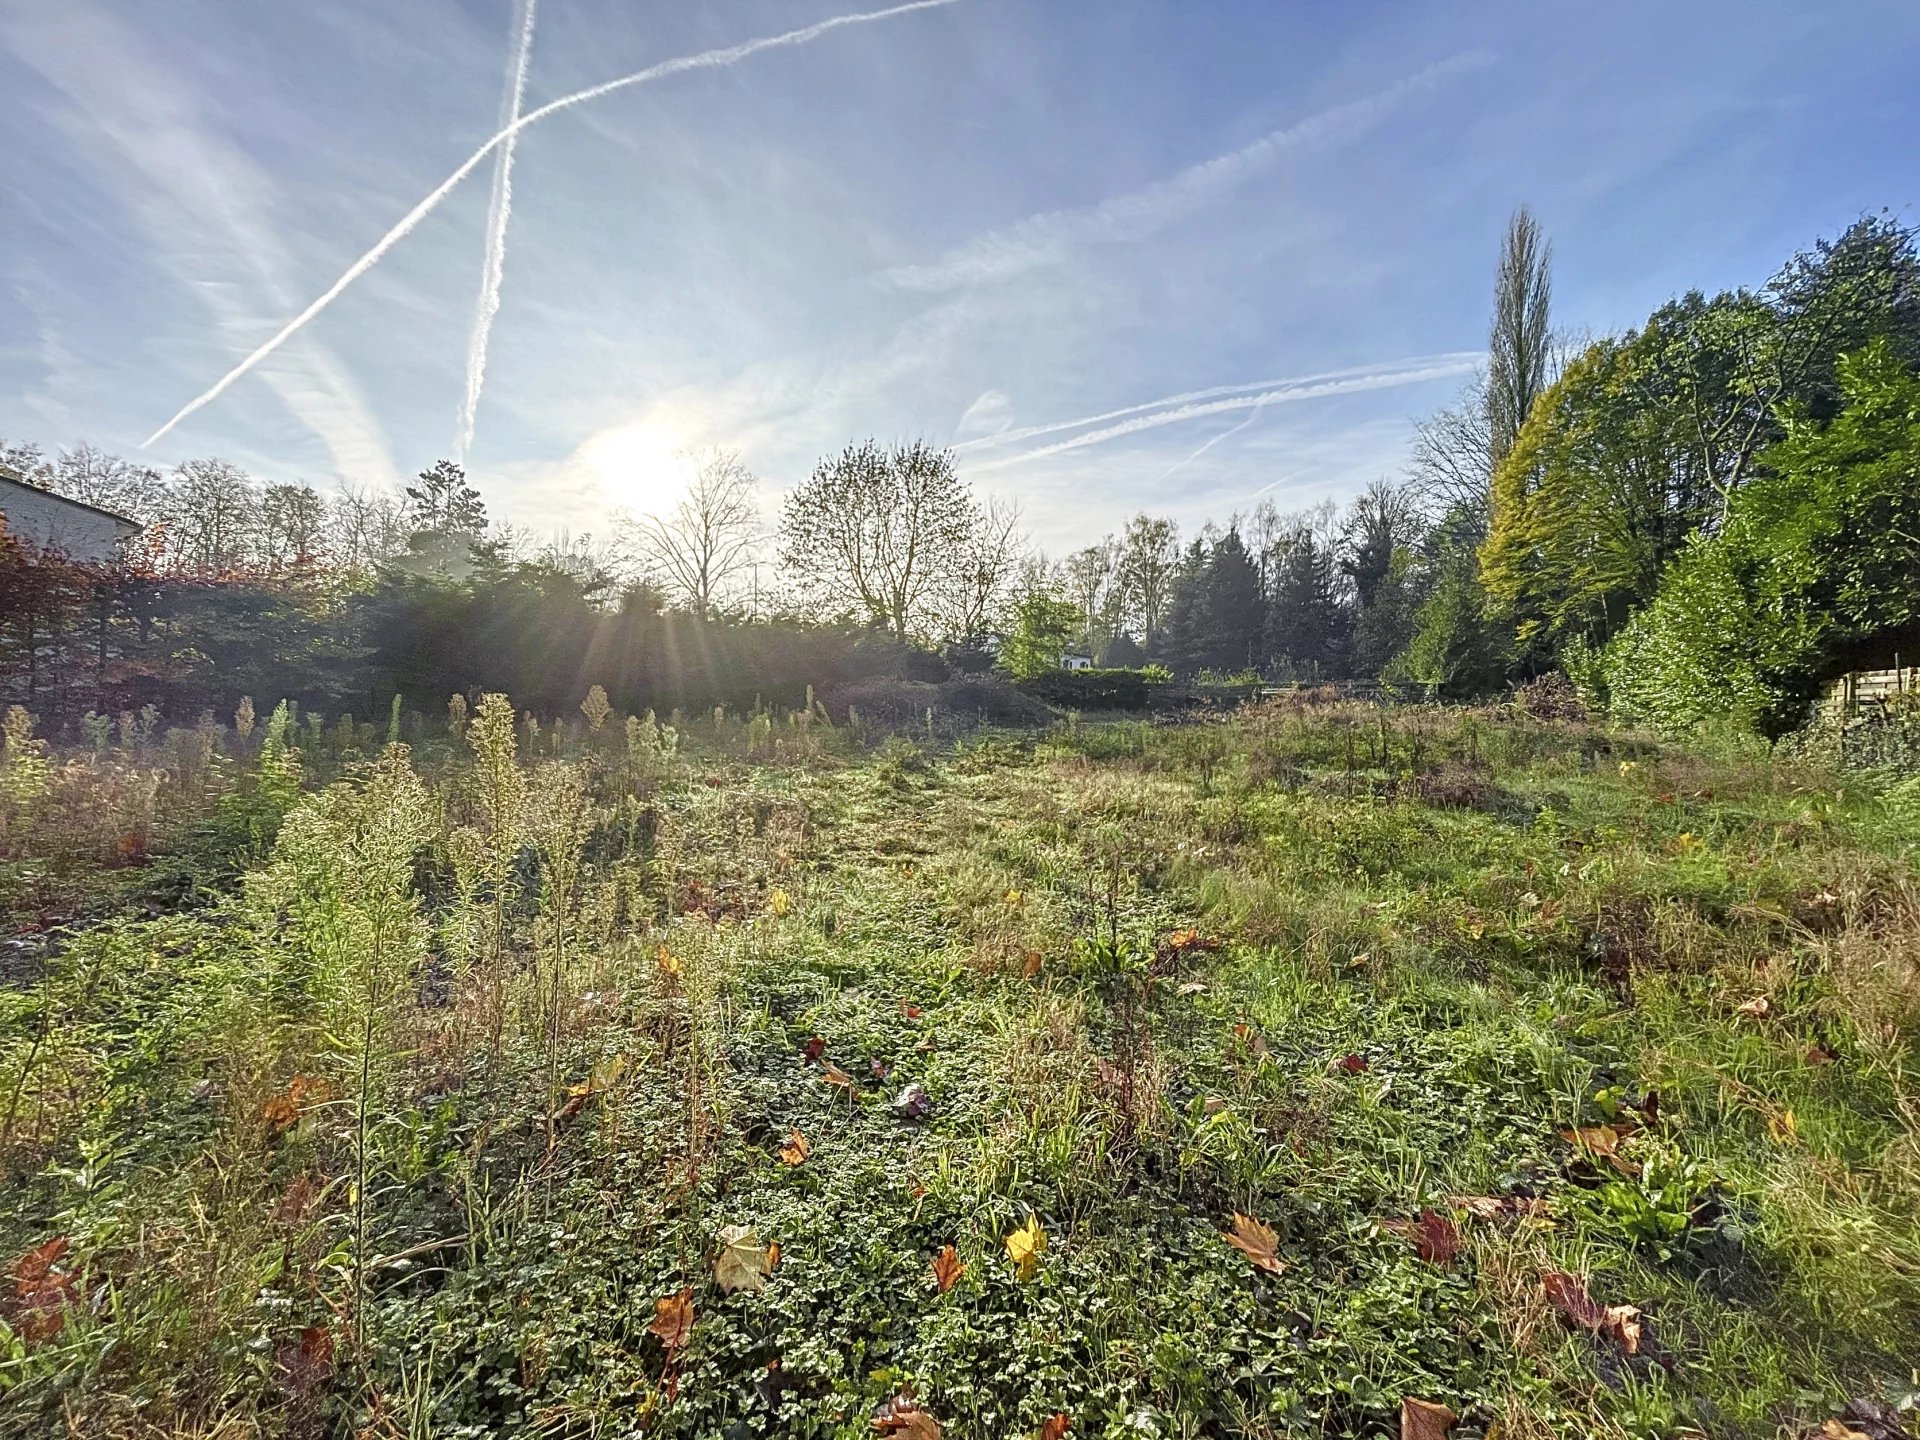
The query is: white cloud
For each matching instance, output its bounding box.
[881,50,1493,292]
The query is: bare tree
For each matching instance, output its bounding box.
[779,439,977,641]
[937,495,1023,644]
[1408,372,1495,525]
[1062,537,1125,658]
[167,458,259,574]
[1115,513,1179,644]
[1487,206,1554,468]
[624,449,759,618]
[327,485,409,570]
[48,444,170,525]
[260,483,330,569]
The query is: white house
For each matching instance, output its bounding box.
[1061,651,1094,671]
[0,469,142,563]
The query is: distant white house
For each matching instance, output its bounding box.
[1061,651,1094,671]
[0,469,142,563]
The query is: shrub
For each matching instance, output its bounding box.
[1016,668,1152,710]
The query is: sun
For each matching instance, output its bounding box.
[577,418,691,512]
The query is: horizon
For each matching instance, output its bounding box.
[2,0,1916,552]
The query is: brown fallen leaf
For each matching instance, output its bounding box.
[715,1225,776,1294]
[260,1073,332,1136]
[1381,1209,1461,1265]
[273,1324,334,1399]
[873,1389,941,1437]
[1232,1022,1271,1061]
[1222,1213,1285,1275]
[930,1244,966,1293]
[1335,1053,1369,1074]
[1805,1044,1834,1067]
[1038,1414,1073,1440]
[648,1287,694,1349]
[899,1000,923,1019]
[1021,949,1044,979]
[1817,1422,1872,1440]
[1559,1124,1641,1177]
[822,1060,859,1092]
[1541,1271,1642,1354]
[803,1036,826,1062]
[1400,1396,1455,1440]
[8,1236,79,1345]
[778,1128,810,1165]
[1736,995,1772,1018]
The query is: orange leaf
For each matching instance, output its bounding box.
[899,1000,923,1020]
[778,1128,810,1166]
[1038,1415,1073,1440]
[821,1061,859,1092]
[1221,1212,1285,1275]
[1400,1396,1455,1439]
[931,1244,966,1293]
[1558,1124,1640,1177]
[7,1236,77,1345]
[649,1287,694,1349]
[1021,950,1044,979]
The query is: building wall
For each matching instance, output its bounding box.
[0,479,135,563]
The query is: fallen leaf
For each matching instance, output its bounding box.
[899,1000,923,1019]
[1222,1213,1285,1275]
[1004,888,1024,906]
[648,1287,694,1349]
[1736,995,1771,1018]
[715,1225,776,1294]
[1400,1396,1456,1440]
[260,1074,331,1136]
[1381,1209,1461,1265]
[822,1061,860,1093]
[1805,1044,1834,1067]
[1542,1271,1642,1354]
[657,945,683,977]
[767,888,792,917]
[891,1083,932,1121]
[1232,1022,1271,1061]
[273,1324,334,1398]
[1038,1415,1073,1440]
[803,1036,827,1062]
[777,1128,810,1166]
[873,1389,942,1437]
[1336,1053,1368,1074]
[1767,1107,1799,1144]
[1177,980,1208,996]
[7,1237,77,1344]
[1818,1422,1872,1440]
[1007,1215,1047,1281]
[1559,1124,1641,1177]
[870,1057,892,1080]
[931,1245,966,1292]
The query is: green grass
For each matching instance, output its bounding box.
[2,698,1918,1438]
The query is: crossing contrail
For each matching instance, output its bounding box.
[966,357,1480,474]
[1159,395,1270,480]
[457,0,539,463]
[141,0,961,448]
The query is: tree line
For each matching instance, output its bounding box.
[6,209,1916,736]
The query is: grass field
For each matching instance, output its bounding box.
[3,696,1919,1439]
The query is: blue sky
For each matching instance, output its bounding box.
[2,0,1916,551]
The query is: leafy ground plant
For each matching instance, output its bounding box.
[1,694,1918,1438]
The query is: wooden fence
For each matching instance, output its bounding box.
[1824,666,1920,715]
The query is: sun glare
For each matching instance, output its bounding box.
[578,419,690,512]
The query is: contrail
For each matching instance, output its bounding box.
[955,352,1482,454]
[1158,395,1270,481]
[967,357,1479,474]
[142,0,960,448]
[457,0,539,463]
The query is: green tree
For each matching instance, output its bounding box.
[1604,339,1920,735]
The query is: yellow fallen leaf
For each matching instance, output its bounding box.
[656,945,682,977]
[1006,1215,1046,1281]
[714,1225,775,1294]
[767,888,792,917]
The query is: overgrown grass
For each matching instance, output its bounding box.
[2,695,1918,1438]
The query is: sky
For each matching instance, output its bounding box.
[1,0,1916,554]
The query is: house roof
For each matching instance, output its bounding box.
[0,468,144,535]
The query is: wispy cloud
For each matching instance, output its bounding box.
[141,0,964,448]
[3,2,402,485]
[882,50,1494,293]
[966,355,1480,473]
[457,0,539,463]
